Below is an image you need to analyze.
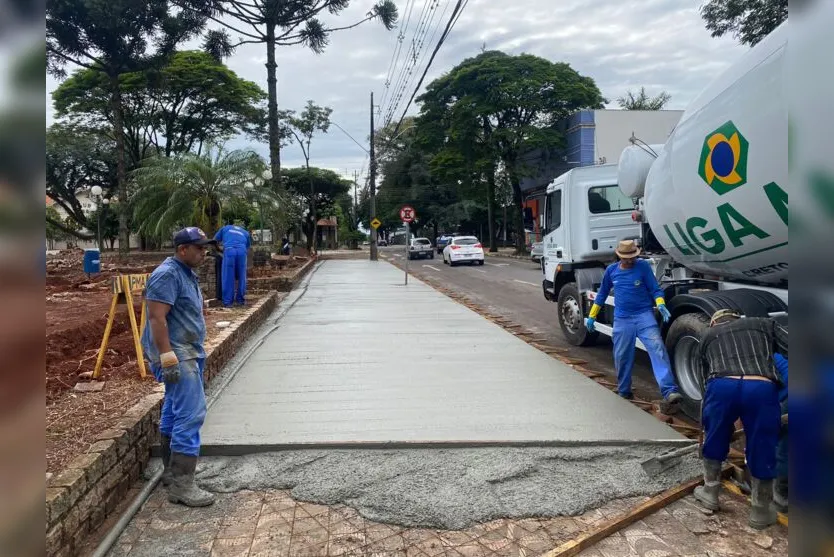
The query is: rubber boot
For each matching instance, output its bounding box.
[693,459,722,511]
[773,476,788,514]
[160,434,173,487]
[167,453,215,507]
[749,477,778,529]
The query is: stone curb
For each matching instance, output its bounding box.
[46,291,281,557]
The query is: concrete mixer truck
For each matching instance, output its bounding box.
[539,22,788,412]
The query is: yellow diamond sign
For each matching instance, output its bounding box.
[370,218,381,229]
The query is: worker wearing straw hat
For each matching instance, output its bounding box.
[585,240,683,407]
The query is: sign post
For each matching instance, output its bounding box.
[404,221,410,285]
[399,206,416,286]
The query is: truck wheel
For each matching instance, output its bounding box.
[557,282,598,346]
[665,312,709,419]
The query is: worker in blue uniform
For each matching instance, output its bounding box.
[214,220,251,307]
[773,352,788,513]
[585,240,683,406]
[693,309,787,529]
[142,227,216,507]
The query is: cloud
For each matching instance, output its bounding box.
[47,0,747,184]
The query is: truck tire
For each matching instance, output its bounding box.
[665,312,710,419]
[557,282,598,346]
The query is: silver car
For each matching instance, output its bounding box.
[531,241,544,262]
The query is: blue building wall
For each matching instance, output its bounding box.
[565,110,596,167]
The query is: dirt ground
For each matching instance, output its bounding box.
[45,248,288,475]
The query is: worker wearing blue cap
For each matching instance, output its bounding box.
[214,220,251,307]
[141,226,215,507]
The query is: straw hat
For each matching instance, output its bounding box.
[615,239,641,259]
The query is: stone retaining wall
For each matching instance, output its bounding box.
[247,256,317,293]
[45,292,281,557]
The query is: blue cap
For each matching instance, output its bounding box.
[173,227,217,247]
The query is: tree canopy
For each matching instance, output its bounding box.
[700,0,787,46]
[616,87,671,110]
[52,50,267,163]
[416,51,604,251]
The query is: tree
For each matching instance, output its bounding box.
[131,146,265,240]
[417,51,605,252]
[286,101,332,253]
[700,0,787,46]
[46,206,68,249]
[87,203,122,250]
[47,0,214,252]
[46,123,115,237]
[52,51,268,163]
[282,167,350,251]
[616,87,672,110]
[210,0,398,188]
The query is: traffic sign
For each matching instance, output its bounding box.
[370,218,381,229]
[400,205,415,223]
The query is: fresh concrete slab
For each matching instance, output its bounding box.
[201,260,686,450]
[182,445,702,530]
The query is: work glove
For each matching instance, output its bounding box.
[585,317,596,333]
[160,351,180,384]
[657,304,671,323]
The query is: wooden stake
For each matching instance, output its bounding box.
[92,293,120,380]
[122,277,147,378]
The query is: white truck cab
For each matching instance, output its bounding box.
[541,164,641,345]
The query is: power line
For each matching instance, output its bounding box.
[386,0,449,128]
[381,0,443,127]
[378,0,418,115]
[389,0,470,139]
[330,121,369,154]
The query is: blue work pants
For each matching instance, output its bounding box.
[222,248,247,306]
[702,377,781,480]
[153,358,207,456]
[612,310,678,399]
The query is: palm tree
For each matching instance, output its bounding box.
[131,146,265,241]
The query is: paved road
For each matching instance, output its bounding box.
[201,260,684,450]
[381,247,663,401]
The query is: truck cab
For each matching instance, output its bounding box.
[541,164,640,344]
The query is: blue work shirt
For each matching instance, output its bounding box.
[594,259,664,319]
[141,257,206,365]
[214,225,251,251]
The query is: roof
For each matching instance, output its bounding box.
[316,217,337,227]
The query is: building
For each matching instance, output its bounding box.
[519,109,684,244]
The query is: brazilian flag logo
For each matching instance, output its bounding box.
[698,121,749,195]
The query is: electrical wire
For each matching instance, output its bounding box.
[388,0,469,139]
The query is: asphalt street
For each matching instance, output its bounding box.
[381,246,663,401]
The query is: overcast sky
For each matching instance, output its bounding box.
[46,0,746,184]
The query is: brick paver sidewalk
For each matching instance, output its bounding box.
[96,486,786,557]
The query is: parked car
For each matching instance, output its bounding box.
[378,238,388,247]
[435,234,453,254]
[408,237,434,260]
[442,236,484,266]
[531,241,544,262]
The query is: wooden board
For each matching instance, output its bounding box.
[541,476,705,557]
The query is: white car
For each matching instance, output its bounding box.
[443,236,484,266]
[408,237,434,260]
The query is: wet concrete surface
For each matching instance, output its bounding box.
[383,248,664,402]
[201,260,686,450]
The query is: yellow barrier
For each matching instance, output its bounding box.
[93,274,149,379]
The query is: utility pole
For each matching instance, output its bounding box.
[353,170,358,226]
[369,91,378,261]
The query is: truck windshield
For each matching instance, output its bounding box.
[588,185,633,214]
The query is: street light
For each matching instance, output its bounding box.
[90,186,103,251]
